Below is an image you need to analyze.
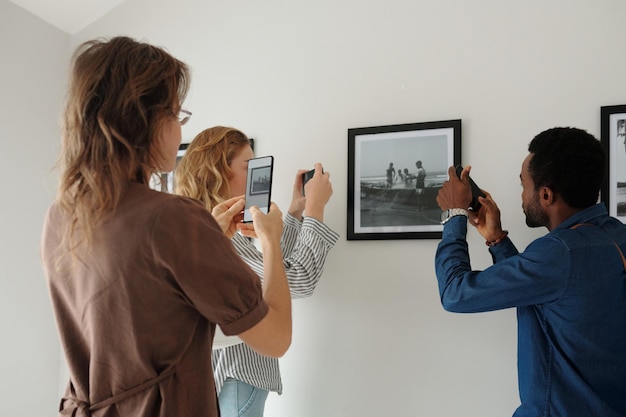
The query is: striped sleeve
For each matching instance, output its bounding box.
[231,214,339,298]
[280,213,302,257]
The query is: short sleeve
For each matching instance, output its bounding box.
[150,196,268,335]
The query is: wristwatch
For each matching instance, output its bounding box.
[440,208,469,225]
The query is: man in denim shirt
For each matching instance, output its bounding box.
[435,127,626,417]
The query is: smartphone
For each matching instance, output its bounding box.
[301,168,323,196]
[243,156,274,223]
[455,165,486,211]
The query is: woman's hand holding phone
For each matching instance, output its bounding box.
[288,163,332,221]
[239,202,284,243]
[287,169,309,220]
[212,195,245,238]
[303,163,332,222]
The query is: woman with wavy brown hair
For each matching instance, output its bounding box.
[41,37,292,417]
[175,126,339,417]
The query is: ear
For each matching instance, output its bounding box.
[540,186,555,205]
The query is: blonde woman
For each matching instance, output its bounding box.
[175,126,339,417]
[41,37,292,417]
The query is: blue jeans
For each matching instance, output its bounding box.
[218,378,269,417]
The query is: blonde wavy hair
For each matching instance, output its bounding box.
[174,126,251,211]
[58,36,190,252]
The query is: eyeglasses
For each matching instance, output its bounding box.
[178,109,192,126]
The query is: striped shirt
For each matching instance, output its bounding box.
[212,214,339,394]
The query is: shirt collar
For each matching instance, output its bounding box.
[551,203,608,232]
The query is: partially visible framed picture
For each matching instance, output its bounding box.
[154,137,255,193]
[151,143,189,192]
[601,105,626,223]
[347,119,461,240]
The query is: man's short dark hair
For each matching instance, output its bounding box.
[527,127,605,209]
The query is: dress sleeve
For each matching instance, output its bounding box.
[150,196,268,336]
[434,215,570,313]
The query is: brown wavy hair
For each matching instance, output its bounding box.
[174,126,251,211]
[58,36,190,251]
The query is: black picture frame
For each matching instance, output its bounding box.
[347,119,461,240]
[600,105,626,223]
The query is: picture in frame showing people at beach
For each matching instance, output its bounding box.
[348,120,461,240]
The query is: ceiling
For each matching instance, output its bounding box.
[8,0,128,34]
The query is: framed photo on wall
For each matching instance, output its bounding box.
[155,137,255,194]
[151,143,190,193]
[601,105,626,223]
[347,119,461,240]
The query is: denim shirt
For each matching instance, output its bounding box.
[435,204,626,417]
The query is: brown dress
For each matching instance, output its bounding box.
[41,182,268,417]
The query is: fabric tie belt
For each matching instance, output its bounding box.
[59,367,176,416]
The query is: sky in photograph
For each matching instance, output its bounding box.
[358,133,450,178]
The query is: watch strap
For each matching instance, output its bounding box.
[441,208,469,225]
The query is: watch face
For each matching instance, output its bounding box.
[440,209,449,223]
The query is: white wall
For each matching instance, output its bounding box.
[75,3,626,416]
[4,0,626,416]
[0,1,69,415]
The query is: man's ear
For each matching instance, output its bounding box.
[540,186,555,205]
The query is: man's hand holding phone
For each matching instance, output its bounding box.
[455,165,486,211]
[447,165,506,243]
[437,166,474,212]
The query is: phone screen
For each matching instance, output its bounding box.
[243,156,274,223]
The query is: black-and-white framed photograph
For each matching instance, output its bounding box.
[347,119,461,240]
[601,105,626,223]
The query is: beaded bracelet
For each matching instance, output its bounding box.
[486,230,509,247]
